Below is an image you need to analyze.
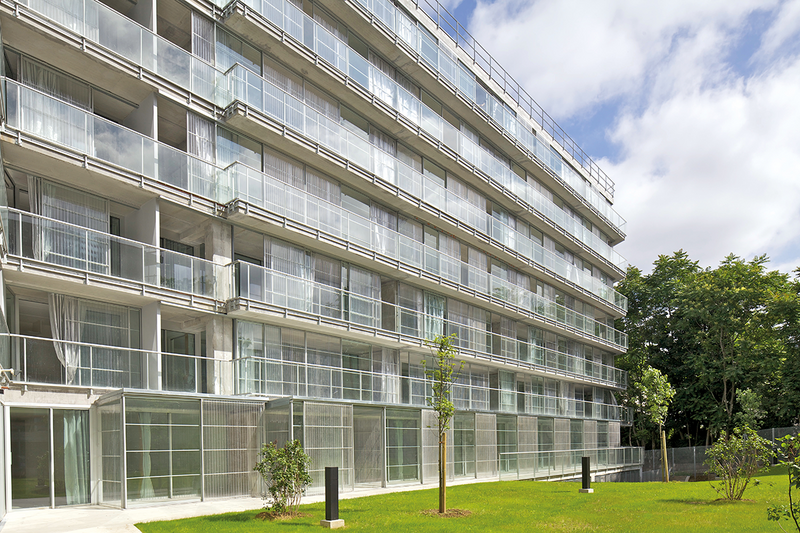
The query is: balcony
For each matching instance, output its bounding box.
[233,261,628,387]
[5,208,229,303]
[0,333,221,393]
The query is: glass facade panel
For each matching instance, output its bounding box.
[386,409,419,483]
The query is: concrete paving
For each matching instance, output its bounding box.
[0,479,488,533]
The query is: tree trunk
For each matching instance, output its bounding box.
[439,432,447,513]
[661,427,670,483]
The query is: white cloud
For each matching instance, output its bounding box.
[466,0,800,272]
[468,0,775,117]
[609,55,800,271]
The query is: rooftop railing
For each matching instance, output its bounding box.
[3,78,628,312]
[6,208,229,300]
[234,260,629,380]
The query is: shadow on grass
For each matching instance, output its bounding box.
[658,498,758,506]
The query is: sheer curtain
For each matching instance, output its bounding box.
[267,239,309,311]
[187,112,215,194]
[63,410,89,504]
[370,127,396,185]
[370,203,396,256]
[398,215,423,267]
[312,254,341,318]
[424,292,445,340]
[306,169,341,234]
[48,293,80,384]
[21,57,91,110]
[191,12,215,64]
[264,147,304,216]
[348,265,380,328]
[368,51,395,107]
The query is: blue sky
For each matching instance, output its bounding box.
[438,0,800,273]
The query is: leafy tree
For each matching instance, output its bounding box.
[734,388,766,430]
[704,426,773,501]
[679,255,789,433]
[616,252,794,447]
[423,334,463,514]
[767,434,800,532]
[253,440,312,515]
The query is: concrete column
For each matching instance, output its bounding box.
[122,93,157,139]
[128,0,156,31]
[205,316,233,395]
[123,197,159,246]
[204,219,233,265]
[141,301,161,390]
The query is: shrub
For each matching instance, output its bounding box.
[704,425,774,501]
[767,433,800,532]
[253,440,312,515]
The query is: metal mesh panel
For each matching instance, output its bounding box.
[99,399,121,506]
[421,410,453,483]
[386,409,420,483]
[554,418,570,451]
[609,422,621,448]
[202,400,263,499]
[303,402,353,493]
[353,406,383,487]
[475,413,496,478]
[453,412,475,478]
[584,420,597,450]
[263,401,291,448]
[517,416,537,477]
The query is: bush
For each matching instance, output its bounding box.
[253,440,312,515]
[767,433,800,532]
[704,425,774,501]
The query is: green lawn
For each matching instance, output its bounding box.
[136,467,795,533]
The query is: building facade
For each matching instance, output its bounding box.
[0,0,641,513]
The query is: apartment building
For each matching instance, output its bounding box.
[0,0,641,514]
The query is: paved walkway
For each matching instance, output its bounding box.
[0,479,482,533]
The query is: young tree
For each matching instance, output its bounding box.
[253,440,312,516]
[767,434,800,532]
[423,334,462,514]
[638,366,675,482]
[704,426,773,501]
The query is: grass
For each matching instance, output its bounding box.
[136,466,795,533]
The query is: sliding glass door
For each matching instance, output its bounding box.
[10,408,90,508]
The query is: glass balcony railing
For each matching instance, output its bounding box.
[234,260,628,383]
[19,0,221,103]
[6,208,229,301]
[498,447,643,480]
[3,80,232,201]
[0,333,223,393]
[3,78,628,311]
[221,66,628,309]
[214,0,625,234]
[233,352,627,420]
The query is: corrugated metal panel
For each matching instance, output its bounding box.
[609,422,621,448]
[475,413,496,478]
[554,418,570,451]
[353,406,382,487]
[584,420,598,450]
[421,410,453,483]
[203,400,264,499]
[303,402,353,493]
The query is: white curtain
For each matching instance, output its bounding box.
[21,56,91,110]
[63,410,89,504]
[191,12,215,64]
[140,412,155,499]
[48,293,80,385]
[368,51,395,107]
[268,239,309,311]
[348,265,380,327]
[370,127,396,184]
[306,169,341,234]
[187,112,215,163]
[424,292,445,340]
[398,216,423,267]
[312,254,341,318]
[263,56,304,100]
[370,203,396,256]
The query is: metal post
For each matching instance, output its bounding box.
[579,456,593,493]
[320,466,344,529]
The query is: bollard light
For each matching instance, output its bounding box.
[320,466,345,529]
[579,456,594,493]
